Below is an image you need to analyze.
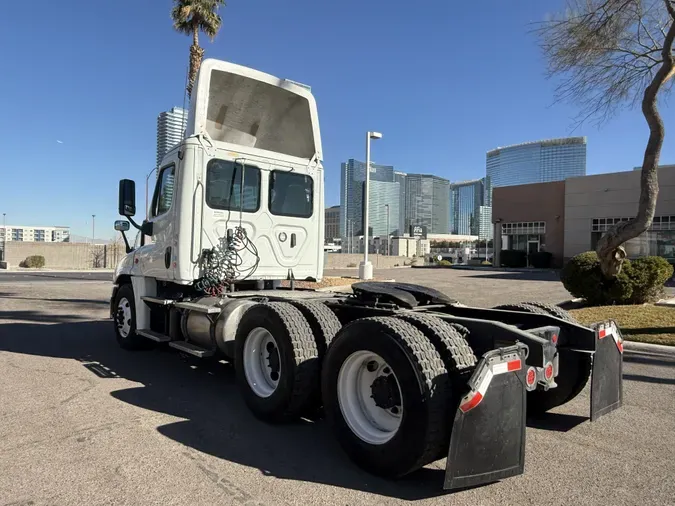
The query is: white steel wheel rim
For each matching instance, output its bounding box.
[243,327,281,398]
[117,297,132,338]
[337,350,403,445]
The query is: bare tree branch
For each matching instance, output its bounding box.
[535,0,675,278]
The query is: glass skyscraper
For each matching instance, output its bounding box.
[485,137,586,205]
[156,107,188,167]
[393,171,407,235]
[340,159,397,238]
[449,179,486,236]
[404,174,450,234]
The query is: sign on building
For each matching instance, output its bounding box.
[409,225,428,239]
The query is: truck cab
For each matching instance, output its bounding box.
[115,59,325,288]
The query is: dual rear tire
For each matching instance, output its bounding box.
[493,301,591,414]
[235,303,477,478]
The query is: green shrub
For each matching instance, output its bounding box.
[528,251,552,268]
[346,262,357,268]
[20,255,46,268]
[481,260,492,266]
[438,259,452,267]
[501,250,527,268]
[626,256,674,303]
[561,251,673,305]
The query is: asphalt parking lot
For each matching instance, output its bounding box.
[1,270,674,505]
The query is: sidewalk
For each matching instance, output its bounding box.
[414,264,560,274]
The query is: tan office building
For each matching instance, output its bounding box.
[324,205,340,243]
[491,165,675,267]
[564,165,675,261]
[492,181,566,267]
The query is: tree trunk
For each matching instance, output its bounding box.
[186,26,204,98]
[596,4,675,278]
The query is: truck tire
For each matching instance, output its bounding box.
[289,301,341,357]
[494,303,591,414]
[235,302,319,423]
[112,284,151,350]
[447,322,470,339]
[322,317,448,478]
[289,301,342,414]
[394,313,477,372]
[492,302,550,315]
[394,313,477,459]
[520,301,578,324]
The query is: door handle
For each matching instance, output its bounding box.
[165,247,172,269]
[291,233,296,248]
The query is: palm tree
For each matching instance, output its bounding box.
[171,0,226,98]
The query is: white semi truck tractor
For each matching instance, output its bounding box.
[111,59,625,490]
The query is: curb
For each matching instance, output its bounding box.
[446,265,560,273]
[623,340,675,355]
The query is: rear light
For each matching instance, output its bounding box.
[544,362,554,381]
[526,367,537,387]
[551,333,558,344]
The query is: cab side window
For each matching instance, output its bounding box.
[152,165,176,217]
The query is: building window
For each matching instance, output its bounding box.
[500,221,546,253]
[501,221,546,235]
[205,159,261,213]
[591,215,675,261]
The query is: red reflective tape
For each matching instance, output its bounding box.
[617,340,624,353]
[459,392,483,413]
[507,359,522,371]
[598,328,606,339]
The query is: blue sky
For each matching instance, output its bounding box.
[1,0,672,239]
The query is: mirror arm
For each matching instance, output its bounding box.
[127,216,143,231]
[120,231,132,254]
[126,216,153,245]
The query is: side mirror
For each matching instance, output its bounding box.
[118,179,136,217]
[114,220,130,232]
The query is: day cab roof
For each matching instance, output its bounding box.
[185,59,322,166]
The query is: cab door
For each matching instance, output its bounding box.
[139,157,178,280]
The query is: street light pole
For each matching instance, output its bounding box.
[2,213,5,262]
[92,215,96,244]
[385,204,390,256]
[359,131,382,280]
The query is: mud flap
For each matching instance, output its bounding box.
[590,320,623,422]
[444,344,528,490]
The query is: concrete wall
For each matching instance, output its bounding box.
[3,244,405,271]
[492,181,566,267]
[4,242,124,269]
[324,253,409,269]
[564,166,675,259]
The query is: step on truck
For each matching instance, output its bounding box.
[111,59,624,490]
